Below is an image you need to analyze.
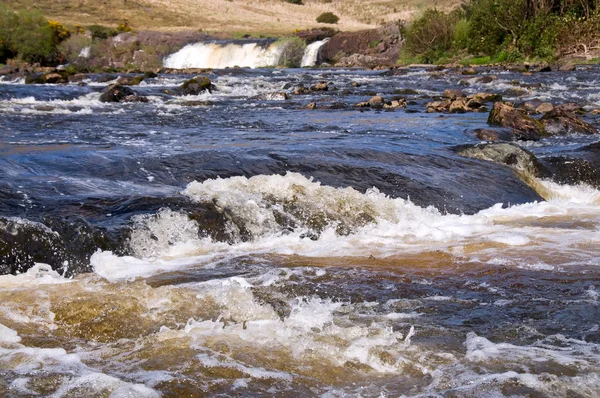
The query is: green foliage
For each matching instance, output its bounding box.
[276,36,306,67]
[58,34,92,63]
[0,6,57,64]
[87,24,118,40]
[116,19,133,34]
[402,9,459,63]
[316,12,339,24]
[452,19,470,49]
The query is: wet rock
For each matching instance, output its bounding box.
[487,102,547,140]
[303,102,317,110]
[449,98,469,113]
[465,97,486,111]
[350,81,360,87]
[476,75,497,84]
[180,76,214,95]
[368,95,384,108]
[535,103,554,114]
[461,67,477,75]
[121,95,149,103]
[97,74,117,83]
[590,109,600,116]
[0,65,14,75]
[311,81,329,91]
[294,86,308,95]
[557,62,576,72]
[473,128,515,142]
[143,71,158,79]
[99,83,136,103]
[468,92,502,103]
[117,75,144,86]
[426,100,451,113]
[24,73,45,84]
[259,92,289,101]
[68,74,88,83]
[42,72,67,84]
[554,102,585,115]
[355,101,370,108]
[383,99,406,109]
[541,108,597,136]
[442,89,466,100]
[456,142,544,181]
[539,156,600,187]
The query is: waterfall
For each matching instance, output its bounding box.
[300,39,329,67]
[163,41,284,69]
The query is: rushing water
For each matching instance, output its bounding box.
[0,66,600,397]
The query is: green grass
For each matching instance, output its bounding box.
[458,56,493,65]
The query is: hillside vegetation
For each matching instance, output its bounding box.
[2,0,461,34]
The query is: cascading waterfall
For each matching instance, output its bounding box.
[163,38,330,69]
[163,41,284,69]
[300,38,329,67]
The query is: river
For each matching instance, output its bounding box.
[0,65,599,397]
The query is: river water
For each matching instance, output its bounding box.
[0,66,599,397]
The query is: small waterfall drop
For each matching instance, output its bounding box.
[300,38,329,67]
[163,41,284,69]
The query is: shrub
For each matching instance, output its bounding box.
[403,9,458,63]
[276,36,306,67]
[316,12,339,24]
[116,19,133,34]
[0,6,56,64]
[87,24,117,40]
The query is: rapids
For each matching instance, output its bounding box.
[1,65,600,396]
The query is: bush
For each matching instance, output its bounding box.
[0,6,57,64]
[403,9,458,63]
[87,24,117,40]
[276,36,306,67]
[316,12,339,24]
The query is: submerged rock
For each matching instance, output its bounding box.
[311,81,329,91]
[473,128,515,142]
[487,102,547,140]
[180,76,214,95]
[541,108,597,136]
[99,83,137,103]
[117,75,144,86]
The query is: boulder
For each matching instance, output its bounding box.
[426,100,451,113]
[368,95,384,108]
[461,68,477,75]
[456,142,544,181]
[487,102,547,140]
[476,75,497,84]
[0,65,14,75]
[535,103,554,114]
[117,75,144,86]
[449,98,469,113]
[303,102,317,110]
[99,83,136,103]
[468,92,502,103]
[539,156,600,187]
[540,108,597,136]
[383,99,406,109]
[294,86,308,95]
[42,73,67,84]
[473,128,515,142]
[180,76,214,95]
[355,101,371,108]
[554,102,585,115]
[442,89,466,100]
[68,74,88,83]
[311,81,329,91]
[121,95,149,103]
[557,62,576,72]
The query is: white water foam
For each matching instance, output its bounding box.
[164,42,284,69]
[301,38,329,67]
[90,172,600,281]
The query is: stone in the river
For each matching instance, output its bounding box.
[541,108,597,136]
[368,95,384,108]
[426,100,451,113]
[476,75,497,83]
[303,102,317,109]
[180,76,213,95]
[473,128,515,142]
[384,99,406,109]
[535,102,554,114]
[350,81,360,87]
[311,81,329,91]
[468,92,502,103]
[461,67,477,75]
[557,62,576,72]
[539,156,600,187]
[121,95,149,103]
[554,102,585,115]
[449,98,469,113]
[99,83,136,103]
[294,86,307,95]
[590,109,600,115]
[442,89,466,100]
[487,102,547,140]
[456,142,544,181]
[117,75,144,86]
[42,72,67,84]
[68,74,88,83]
[260,92,289,100]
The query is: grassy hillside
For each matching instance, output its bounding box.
[3,0,462,34]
